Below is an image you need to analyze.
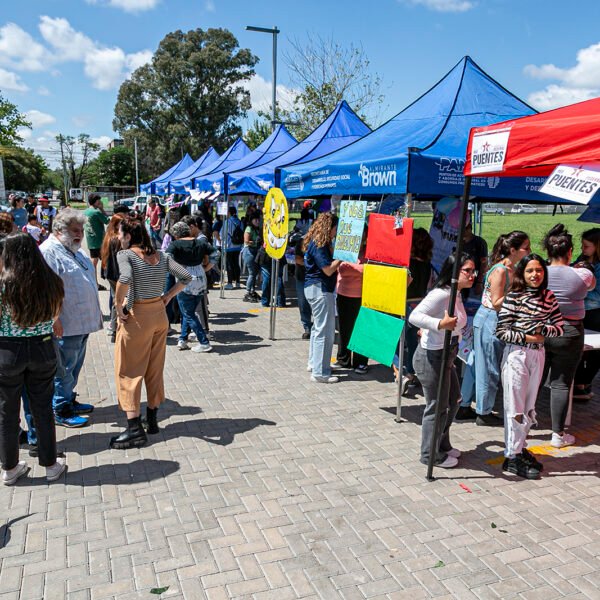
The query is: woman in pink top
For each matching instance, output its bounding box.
[336,257,368,374]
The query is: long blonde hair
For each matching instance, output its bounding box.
[302,212,338,251]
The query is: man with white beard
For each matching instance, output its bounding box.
[41,209,103,427]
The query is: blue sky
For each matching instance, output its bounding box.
[2,0,600,166]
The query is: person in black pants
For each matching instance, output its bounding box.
[0,233,67,485]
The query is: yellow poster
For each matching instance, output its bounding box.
[263,188,289,259]
[362,264,407,316]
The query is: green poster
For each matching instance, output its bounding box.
[348,306,405,366]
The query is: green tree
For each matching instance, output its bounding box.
[56,134,101,188]
[113,28,258,179]
[282,34,385,140]
[243,118,272,150]
[0,146,49,191]
[0,95,31,147]
[87,146,135,186]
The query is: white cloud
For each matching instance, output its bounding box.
[87,0,161,12]
[0,67,28,92]
[400,0,475,12]
[72,115,92,128]
[90,135,113,148]
[0,17,152,91]
[525,41,600,110]
[0,22,49,71]
[37,86,51,96]
[243,74,298,113]
[204,0,216,11]
[24,110,56,128]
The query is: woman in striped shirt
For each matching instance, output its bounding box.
[112,217,192,449]
[496,254,564,479]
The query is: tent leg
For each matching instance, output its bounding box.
[426,177,471,482]
[269,258,279,340]
[219,200,229,299]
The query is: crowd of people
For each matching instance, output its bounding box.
[1,190,600,485]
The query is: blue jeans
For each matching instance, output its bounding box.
[177,292,209,345]
[459,357,476,407]
[242,247,259,293]
[260,266,285,307]
[54,334,89,416]
[22,389,37,445]
[473,306,504,415]
[305,284,336,377]
[149,226,162,248]
[295,277,312,331]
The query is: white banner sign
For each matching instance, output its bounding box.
[540,165,600,204]
[469,128,511,175]
[216,201,228,216]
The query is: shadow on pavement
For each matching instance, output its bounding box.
[0,515,31,550]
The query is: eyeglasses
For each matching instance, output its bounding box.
[461,268,478,277]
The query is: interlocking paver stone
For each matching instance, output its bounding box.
[3,284,600,599]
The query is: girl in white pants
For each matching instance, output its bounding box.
[496,254,564,479]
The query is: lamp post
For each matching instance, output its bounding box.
[247,25,281,339]
[246,25,280,131]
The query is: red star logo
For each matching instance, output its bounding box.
[482,142,491,152]
[572,168,583,177]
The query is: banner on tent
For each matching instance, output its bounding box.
[539,165,600,204]
[364,214,413,267]
[263,188,289,259]
[348,307,405,367]
[469,128,511,175]
[362,264,407,316]
[333,200,367,263]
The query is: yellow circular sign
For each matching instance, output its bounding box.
[263,188,289,259]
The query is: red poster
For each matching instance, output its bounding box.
[365,214,413,267]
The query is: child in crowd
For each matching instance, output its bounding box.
[23,214,44,244]
[496,254,564,479]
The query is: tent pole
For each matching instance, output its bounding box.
[426,176,471,481]
[220,196,229,300]
[396,192,412,422]
[269,258,279,340]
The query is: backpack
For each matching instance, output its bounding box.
[231,222,244,245]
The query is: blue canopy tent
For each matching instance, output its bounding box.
[280,57,555,203]
[169,146,221,194]
[227,100,371,195]
[140,153,194,195]
[194,125,297,194]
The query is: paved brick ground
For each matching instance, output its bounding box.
[2,284,600,599]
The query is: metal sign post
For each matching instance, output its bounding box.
[269,258,279,340]
[219,200,229,299]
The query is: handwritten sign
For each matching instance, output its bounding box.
[333,200,367,263]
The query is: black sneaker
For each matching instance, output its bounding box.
[521,448,544,472]
[455,406,477,421]
[476,413,503,427]
[502,455,541,479]
[243,293,253,302]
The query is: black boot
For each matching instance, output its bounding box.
[144,407,159,434]
[109,417,147,449]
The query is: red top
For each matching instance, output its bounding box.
[146,204,161,229]
[464,97,600,178]
[337,261,364,298]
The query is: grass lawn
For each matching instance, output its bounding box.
[410,212,594,257]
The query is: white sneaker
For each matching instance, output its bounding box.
[46,457,66,482]
[177,340,189,351]
[436,455,458,468]
[306,364,312,372]
[192,343,212,353]
[311,375,339,384]
[551,432,576,448]
[447,448,461,459]
[400,376,410,396]
[1,461,28,486]
[188,332,197,341]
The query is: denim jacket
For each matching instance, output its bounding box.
[585,262,600,311]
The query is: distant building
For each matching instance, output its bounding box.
[107,139,124,150]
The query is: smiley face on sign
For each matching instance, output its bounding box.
[263,188,289,259]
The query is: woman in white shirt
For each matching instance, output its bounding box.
[409,253,476,469]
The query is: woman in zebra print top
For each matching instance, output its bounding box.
[496,254,564,480]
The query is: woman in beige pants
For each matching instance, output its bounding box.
[112,217,191,449]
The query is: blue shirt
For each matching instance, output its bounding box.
[10,207,28,228]
[304,241,337,293]
[40,236,103,337]
[585,261,600,311]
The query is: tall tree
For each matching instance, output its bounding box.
[113,28,258,179]
[87,146,135,186]
[0,146,49,191]
[282,34,385,140]
[0,94,31,146]
[243,118,272,150]
[56,134,101,188]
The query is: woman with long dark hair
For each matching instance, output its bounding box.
[0,233,66,484]
[457,231,531,425]
[574,228,600,399]
[303,213,340,384]
[100,213,126,341]
[543,225,595,448]
[112,217,192,449]
[409,252,475,469]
